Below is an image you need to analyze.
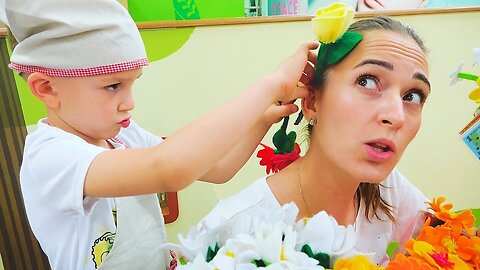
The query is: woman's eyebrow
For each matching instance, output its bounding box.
[355,59,431,91]
[354,59,394,70]
[413,72,431,92]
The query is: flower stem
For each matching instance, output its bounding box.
[458,72,479,81]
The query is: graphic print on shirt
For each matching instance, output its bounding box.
[91,231,115,268]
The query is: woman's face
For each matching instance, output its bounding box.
[357,0,427,11]
[307,30,430,183]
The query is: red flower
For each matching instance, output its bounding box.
[257,143,301,174]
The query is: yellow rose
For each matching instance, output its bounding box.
[311,2,355,44]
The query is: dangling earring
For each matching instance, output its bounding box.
[308,117,317,126]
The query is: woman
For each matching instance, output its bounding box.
[201,16,431,267]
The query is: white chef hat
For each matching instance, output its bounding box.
[2,0,148,77]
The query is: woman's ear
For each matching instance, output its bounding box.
[301,89,317,120]
[27,73,59,109]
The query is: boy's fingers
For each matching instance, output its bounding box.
[299,41,319,52]
[268,103,300,123]
[303,62,315,79]
[299,74,310,86]
[295,84,310,99]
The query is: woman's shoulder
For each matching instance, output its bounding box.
[201,176,280,228]
[380,168,428,207]
[381,168,413,189]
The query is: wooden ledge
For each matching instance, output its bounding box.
[137,7,480,30]
[1,6,479,36]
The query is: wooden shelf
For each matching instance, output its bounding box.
[1,6,479,36]
[137,6,480,30]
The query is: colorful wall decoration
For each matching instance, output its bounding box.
[128,0,244,22]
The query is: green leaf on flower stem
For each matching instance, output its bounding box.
[273,116,297,154]
[315,31,363,82]
[301,244,330,268]
[206,243,220,262]
[325,31,363,66]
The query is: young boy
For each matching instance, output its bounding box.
[1,0,317,269]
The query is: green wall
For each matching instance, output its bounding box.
[128,0,244,21]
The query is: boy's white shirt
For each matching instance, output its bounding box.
[20,119,168,270]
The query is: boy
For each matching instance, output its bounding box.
[1,0,317,269]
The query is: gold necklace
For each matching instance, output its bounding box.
[297,160,312,218]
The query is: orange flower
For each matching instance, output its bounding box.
[386,198,479,270]
[386,253,434,270]
[445,210,476,236]
[417,225,452,253]
[456,235,480,268]
[405,239,472,270]
[428,197,476,236]
[428,197,454,220]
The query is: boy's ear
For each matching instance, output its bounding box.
[27,73,59,108]
[301,89,317,119]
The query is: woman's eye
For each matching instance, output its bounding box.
[403,90,425,104]
[105,83,120,91]
[357,75,378,90]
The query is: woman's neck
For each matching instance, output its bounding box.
[298,155,359,226]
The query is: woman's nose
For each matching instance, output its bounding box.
[377,93,405,129]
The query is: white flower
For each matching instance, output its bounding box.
[295,210,370,266]
[163,219,223,262]
[473,48,480,66]
[449,62,464,86]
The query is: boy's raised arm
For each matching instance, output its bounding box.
[84,42,319,197]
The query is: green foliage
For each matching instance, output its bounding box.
[315,31,363,80]
[273,116,297,154]
[301,244,331,268]
[206,243,220,262]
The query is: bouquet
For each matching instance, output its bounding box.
[386,197,480,270]
[164,198,479,270]
[164,202,375,270]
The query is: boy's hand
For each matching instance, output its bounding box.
[263,101,300,126]
[269,42,318,106]
[260,42,318,126]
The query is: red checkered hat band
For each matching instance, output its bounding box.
[8,58,149,77]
